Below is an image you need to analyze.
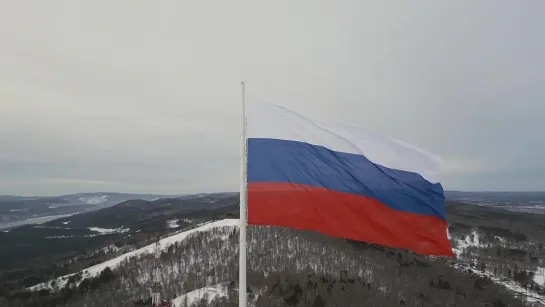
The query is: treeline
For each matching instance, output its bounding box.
[194,271,522,307]
[2,223,533,307]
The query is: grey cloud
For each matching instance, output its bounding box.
[1,1,544,195]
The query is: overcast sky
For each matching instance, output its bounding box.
[1,1,544,196]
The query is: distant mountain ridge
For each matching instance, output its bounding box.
[445,190,545,201]
[3,190,545,227]
[0,192,180,203]
[45,192,239,230]
[0,192,187,227]
[445,191,545,215]
[5,190,544,202]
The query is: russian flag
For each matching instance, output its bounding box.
[246,101,453,256]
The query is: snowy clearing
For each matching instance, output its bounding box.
[172,284,228,307]
[87,226,130,234]
[167,219,180,229]
[28,219,239,291]
[536,267,545,286]
[450,230,485,257]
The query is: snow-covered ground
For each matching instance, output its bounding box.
[172,284,228,307]
[449,229,545,305]
[453,262,545,305]
[172,283,259,307]
[536,267,545,286]
[450,229,513,257]
[167,219,180,229]
[26,220,544,304]
[95,244,120,255]
[450,230,487,257]
[87,226,130,234]
[28,219,239,291]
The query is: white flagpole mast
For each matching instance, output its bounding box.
[239,81,248,307]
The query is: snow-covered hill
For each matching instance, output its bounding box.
[29,219,238,291]
[24,219,545,306]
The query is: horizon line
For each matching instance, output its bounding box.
[3,190,545,198]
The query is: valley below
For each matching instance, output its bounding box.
[0,214,75,230]
[0,193,179,227]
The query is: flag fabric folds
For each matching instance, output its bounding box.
[246,101,453,256]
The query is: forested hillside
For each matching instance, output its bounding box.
[1,199,544,306]
[6,223,532,307]
[0,193,238,287]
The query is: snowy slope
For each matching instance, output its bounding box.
[28,219,239,291]
[450,230,487,256]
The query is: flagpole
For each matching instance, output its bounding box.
[239,81,248,307]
